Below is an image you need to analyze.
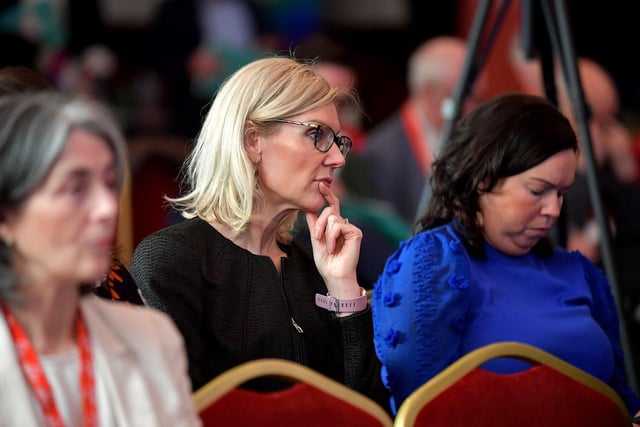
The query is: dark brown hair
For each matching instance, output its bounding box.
[0,66,55,95]
[416,92,578,258]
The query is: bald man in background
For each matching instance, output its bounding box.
[559,58,640,263]
[342,36,489,225]
[509,44,640,262]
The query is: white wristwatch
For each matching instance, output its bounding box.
[315,287,367,313]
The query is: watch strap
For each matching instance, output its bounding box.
[315,287,367,313]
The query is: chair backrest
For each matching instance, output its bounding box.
[115,162,133,267]
[193,358,393,427]
[394,341,630,427]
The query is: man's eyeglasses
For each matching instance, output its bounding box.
[267,119,352,158]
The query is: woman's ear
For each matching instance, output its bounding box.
[476,177,490,193]
[244,128,262,164]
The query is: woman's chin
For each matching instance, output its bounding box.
[81,258,112,284]
[307,201,326,213]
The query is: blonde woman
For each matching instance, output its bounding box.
[131,56,388,409]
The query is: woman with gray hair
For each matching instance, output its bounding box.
[130,56,389,408]
[0,92,201,426]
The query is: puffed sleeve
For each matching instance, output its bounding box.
[577,253,640,414]
[371,224,471,414]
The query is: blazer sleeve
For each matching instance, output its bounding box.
[131,231,212,391]
[578,253,640,414]
[153,310,203,427]
[371,225,471,414]
[334,305,390,411]
[83,296,202,427]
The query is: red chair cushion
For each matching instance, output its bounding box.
[414,366,627,427]
[199,382,386,427]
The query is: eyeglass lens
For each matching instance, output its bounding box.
[315,125,351,158]
[269,119,351,158]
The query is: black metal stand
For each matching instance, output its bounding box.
[413,0,637,391]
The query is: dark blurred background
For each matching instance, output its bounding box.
[3,0,639,136]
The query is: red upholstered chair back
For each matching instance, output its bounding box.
[194,359,393,427]
[394,341,630,427]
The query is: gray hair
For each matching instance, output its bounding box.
[170,56,348,242]
[0,91,127,300]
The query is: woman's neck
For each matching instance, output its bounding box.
[210,210,290,256]
[209,214,289,273]
[8,285,80,355]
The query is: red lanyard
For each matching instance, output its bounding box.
[1,302,98,427]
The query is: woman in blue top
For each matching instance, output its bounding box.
[371,92,640,417]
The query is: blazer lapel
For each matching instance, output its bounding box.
[81,297,162,426]
[0,312,43,426]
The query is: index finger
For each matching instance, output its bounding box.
[319,181,340,214]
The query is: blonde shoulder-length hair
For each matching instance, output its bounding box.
[169,56,353,243]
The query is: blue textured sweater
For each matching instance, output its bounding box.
[372,222,640,415]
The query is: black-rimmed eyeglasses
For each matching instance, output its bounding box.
[267,119,352,159]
